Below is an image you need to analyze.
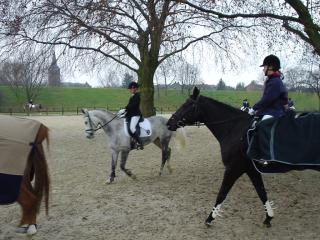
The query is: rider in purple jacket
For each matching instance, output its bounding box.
[253,55,288,119]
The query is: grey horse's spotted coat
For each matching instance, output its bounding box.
[82,109,174,183]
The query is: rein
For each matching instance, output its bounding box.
[86,114,118,132]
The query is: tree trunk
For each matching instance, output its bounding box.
[138,65,156,117]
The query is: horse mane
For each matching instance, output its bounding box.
[200,95,248,115]
[25,124,50,215]
[91,109,116,116]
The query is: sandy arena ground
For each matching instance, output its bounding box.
[1,115,320,240]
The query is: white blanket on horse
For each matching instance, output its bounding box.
[0,115,41,175]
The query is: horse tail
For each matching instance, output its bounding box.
[173,128,187,149]
[27,124,50,215]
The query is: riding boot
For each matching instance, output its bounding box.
[132,132,144,150]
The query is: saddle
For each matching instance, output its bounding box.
[123,118,152,138]
[247,111,320,173]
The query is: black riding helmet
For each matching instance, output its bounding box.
[260,55,281,71]
[128,81,139,89]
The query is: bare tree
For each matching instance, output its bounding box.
[284,67,306,91]
[236,82,245,91]
[98,70,121,88]
[155,57,178,96]
[0,53,47,104]
[0,0,238,116]
[180,0,320,57]
[304,66,320,110]
[178,60,202,95]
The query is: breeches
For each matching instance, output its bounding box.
[129,116,140,134]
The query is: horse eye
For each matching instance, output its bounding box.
[85,121,88,124]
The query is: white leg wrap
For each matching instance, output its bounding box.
[27,224,37,235]
[264,200,275,217]
[211,204,223,218]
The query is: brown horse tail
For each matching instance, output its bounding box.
[27,124,50,215]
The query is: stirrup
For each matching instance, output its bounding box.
[136,142,144,150]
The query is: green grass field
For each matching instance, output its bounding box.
[0,85,319,113]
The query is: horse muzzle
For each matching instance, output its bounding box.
[85,130,95,139]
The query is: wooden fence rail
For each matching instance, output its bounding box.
[0,106,178,116]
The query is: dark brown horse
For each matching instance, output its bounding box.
[167,87,274,227]
[1,123,50,236]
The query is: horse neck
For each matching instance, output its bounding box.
[91,110,119,132]
[199,97,250,143]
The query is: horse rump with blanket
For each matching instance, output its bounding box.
[0,115,50,236]
[166,87,320,227]
[81,109,185,184]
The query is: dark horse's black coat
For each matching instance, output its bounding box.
[167,87,274,227]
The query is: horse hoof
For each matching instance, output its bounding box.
[27,224,37,235]
[263,215,273,228]
[263,221,272,228]
[106,178,114,184]
[205,213,214,226]
[167,166,173,174]
[131,174,137,180]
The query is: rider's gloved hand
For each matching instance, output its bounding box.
[117,109,127,117]
[248,108,255,115]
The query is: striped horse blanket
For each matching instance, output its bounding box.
[0,115,41,204]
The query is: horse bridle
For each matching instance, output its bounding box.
[171,95,201,128]
[85,111,118,133]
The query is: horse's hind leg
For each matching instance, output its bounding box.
[16,182,38,235]
[205,167,244,226]
[153,138,172,175]
[246,167,274,228]
[120,150,136,179]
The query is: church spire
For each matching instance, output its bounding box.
[48,50,61,86]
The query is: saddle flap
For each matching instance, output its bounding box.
[123,118,152,138]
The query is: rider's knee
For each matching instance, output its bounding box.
[130,126,136,134]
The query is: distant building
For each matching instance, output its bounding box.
[48,52,61,86]
[245,80,263,91]
[61,82,92,88]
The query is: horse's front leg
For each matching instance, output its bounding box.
[120,150,136,179]
[246,166,274,228]
[107,150,119,184]
[205,167,243,226]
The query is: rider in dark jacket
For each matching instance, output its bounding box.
[118,81,143,149]
[253,55,288,119]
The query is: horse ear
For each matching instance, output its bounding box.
[81,108,86,114]
[191,86,200,99]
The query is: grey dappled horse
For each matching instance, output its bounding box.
[23,103,42,112]
[81,109,184,183]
